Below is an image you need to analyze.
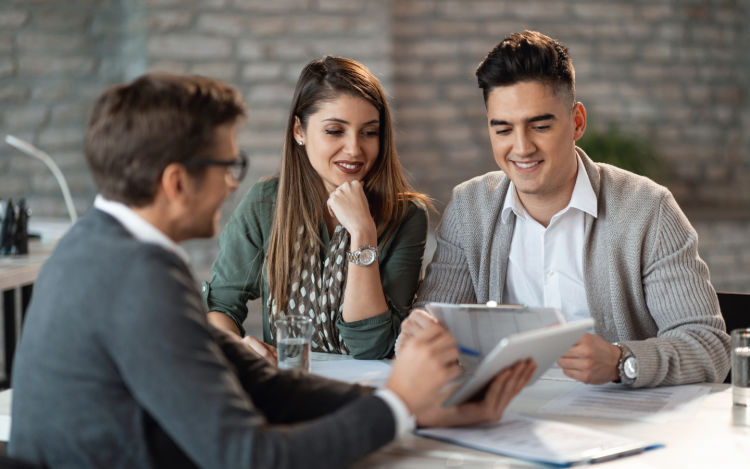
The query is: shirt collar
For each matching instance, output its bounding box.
[94,195,191,265]
[501,153,598,223]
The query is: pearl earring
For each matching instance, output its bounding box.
[296,140,303,146]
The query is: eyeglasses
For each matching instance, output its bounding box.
[184,151,248,182]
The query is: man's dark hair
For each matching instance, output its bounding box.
[476,30,575,106]
[85,73,247,206]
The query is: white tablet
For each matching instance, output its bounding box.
[442,318,594,407]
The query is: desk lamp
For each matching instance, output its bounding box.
[4,134,78,224]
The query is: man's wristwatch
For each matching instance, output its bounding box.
[346,245,378,266]
[613,342,638,385]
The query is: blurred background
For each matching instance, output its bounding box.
[1,0,748,293]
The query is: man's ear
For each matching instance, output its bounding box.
[572,102,587,141]
[159,163,189,202]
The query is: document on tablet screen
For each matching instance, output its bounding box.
[425,302,564,356]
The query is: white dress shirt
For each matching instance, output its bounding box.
[94,195,190,265]
[501,155,598,323]
[95,195,415,437]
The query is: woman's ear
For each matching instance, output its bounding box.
[293,115,305,145]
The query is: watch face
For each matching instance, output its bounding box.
[358,248,377,266]
[624,356,638,379]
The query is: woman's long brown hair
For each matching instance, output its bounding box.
[266,56,431,312]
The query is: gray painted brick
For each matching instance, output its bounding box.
[0,0,746,283]
[0,9,29,28]
[511,2,567,19]
[313,38,387,59]
[237,40,265,59]
[35,10,91,30]
[0,35,12,52]
[0,57,15,78]
[149,11,194,31]
[197,14,254,36]
[392,1,436,17]
[2,105,47,129]
[50,103,91,125]
[148,35,231,59]
[318,0,366,13]
[232,0,310,13]
[0,177,28,196]
[0,85,30,102]
[438,1,507,19]
[241,63,283,80]
[574,3,636,20]
[241,18,286,37]
[38,127,85,149]
[149,60,189,73]
[17,32,89,52]
[285,17,350,34]
[392,21,428,38]
[247,84,292,104]
[18,57,96,76]
[145,0,190,6]
[190,62,239,82]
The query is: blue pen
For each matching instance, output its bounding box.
[459,345,480,357]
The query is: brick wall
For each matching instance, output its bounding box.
[0,0,146,217]
[694,219,750,293]
[390,0,750,210]
[1,0,748,291]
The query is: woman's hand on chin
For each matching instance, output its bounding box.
[326,180,377,244]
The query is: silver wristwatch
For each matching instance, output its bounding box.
[346,245,378,266]
[613,342,638,385]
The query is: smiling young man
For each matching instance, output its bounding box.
[9,73,536,468]
[401,30,730,388]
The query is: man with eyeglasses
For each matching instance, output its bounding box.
[184,150,248,183]
[9,73,535,468]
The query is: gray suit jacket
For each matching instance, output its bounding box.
[416,149,730,387]
[9,209,394,468]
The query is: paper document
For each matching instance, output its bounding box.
[310,357,391,388]
[425,302,563,356]
[538,383,711,422]
[417,412,662,467]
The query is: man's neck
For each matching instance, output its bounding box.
[517,193,568,228]
[130,205,181,243]
[515,174,578,228]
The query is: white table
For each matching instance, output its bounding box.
[1,356,747,467]
[305,353,750,469]
[352,381,750,468]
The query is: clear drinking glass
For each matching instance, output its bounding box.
[276,315,313,372]
[731,328,750,426]
[732,328,750,405]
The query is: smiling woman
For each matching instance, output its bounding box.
[204,56,431,360]
[293,93,380,194]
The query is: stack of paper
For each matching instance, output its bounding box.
[417,413,662,467]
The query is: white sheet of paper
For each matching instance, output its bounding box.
[538,382,711,422]
[310,358,391,388]
[417,412,660,466]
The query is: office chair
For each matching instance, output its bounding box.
[717,291,750,383]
